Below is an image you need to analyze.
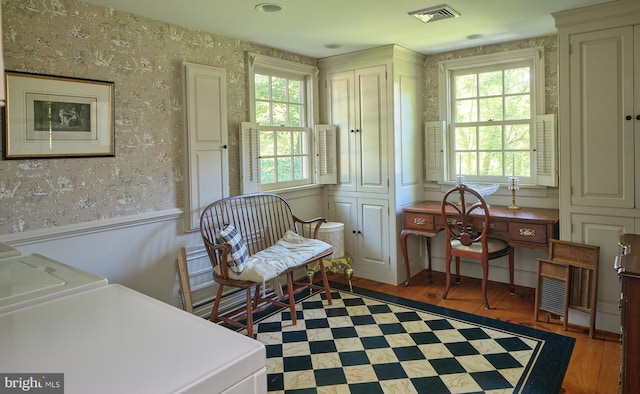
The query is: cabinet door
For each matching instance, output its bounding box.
[324,66,388,194]
[325,71,357,192]
[572,213,635,333]
[183,63,229,231]
[326,196,390,281]
[357,197,390,273]
[356,65,389,194]
[569,27,635,208]
[326,195,358,260]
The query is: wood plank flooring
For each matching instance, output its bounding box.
[326,269,621,394]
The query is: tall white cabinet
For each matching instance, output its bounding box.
[319,45,424,285]
[555,0,640,333]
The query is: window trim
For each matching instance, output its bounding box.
[438,47,546,185]
[248,52,318,129]
[246,53,320,191]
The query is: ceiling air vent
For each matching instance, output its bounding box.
[408,4,460,23]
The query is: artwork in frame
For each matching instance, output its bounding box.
[2,71,115,159]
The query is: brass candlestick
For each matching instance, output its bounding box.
[455,175,466,206]
[507,176,520,210]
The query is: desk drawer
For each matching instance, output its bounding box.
[404,212,436,231]
[509,223,547,244]
[471,219,508,234]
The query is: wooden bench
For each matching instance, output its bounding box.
[199,193,333,337]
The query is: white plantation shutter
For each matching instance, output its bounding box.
[240,122,260,193]
[315,124,337,184]
[425,121,445,182]
[535,114,558,187]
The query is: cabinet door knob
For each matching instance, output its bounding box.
[222,144,228,149]
[350,129,356,133]
[626,115,632,120]
[636,115,640,120]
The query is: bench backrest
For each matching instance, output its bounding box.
[200,193,303,269]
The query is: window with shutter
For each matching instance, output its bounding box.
[437,47,556,187]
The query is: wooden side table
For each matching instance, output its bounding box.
[308,254,353,291]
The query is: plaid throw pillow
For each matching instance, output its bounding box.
[215,224,249,274]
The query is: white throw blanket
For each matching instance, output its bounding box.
[215,230,332,283]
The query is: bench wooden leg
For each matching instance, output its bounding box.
[245,287,254,338]
[210,284,225,323]
[287,272,297,325]
[318,259,332,305]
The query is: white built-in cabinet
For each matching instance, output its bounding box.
[183,62,229,232]
[323,65,389,194]
[319,45,424,285]
[555,0,640,333]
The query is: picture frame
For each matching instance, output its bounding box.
[2,71,115,159]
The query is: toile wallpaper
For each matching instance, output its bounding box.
[0,0,558,236]
[423,35,559,121]
[0,0,316,235]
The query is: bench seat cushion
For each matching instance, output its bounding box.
[216,230,332,283]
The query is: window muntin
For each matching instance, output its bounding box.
[257,126,309,186]
[253,69,311,189]
[451,61,533,182]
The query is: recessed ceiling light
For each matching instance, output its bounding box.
[324,44,341,49]
[255,3,283,12]
[467,34,483,40]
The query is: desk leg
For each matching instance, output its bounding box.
[400,230,411,286]
[426,237,432,279]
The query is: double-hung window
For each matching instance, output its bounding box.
[242,54,326,192]
[429,47,556,187]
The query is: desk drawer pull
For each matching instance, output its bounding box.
[413,217,426,226]
[519,228,536,237]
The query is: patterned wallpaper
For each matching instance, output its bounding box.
[422,35,559,121]
[0,0,558,236]
[0,0,316,235]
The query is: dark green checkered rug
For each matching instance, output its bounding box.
[244,282,574,393]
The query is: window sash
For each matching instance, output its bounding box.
[438,47,545,185]
[258,126,311,190]
[247,53,318,191]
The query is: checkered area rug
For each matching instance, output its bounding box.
[244,282,574,393]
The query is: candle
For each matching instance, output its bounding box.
[458,154,461,175]
[512,154,515,176]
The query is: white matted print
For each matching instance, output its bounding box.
[3,71,114,159]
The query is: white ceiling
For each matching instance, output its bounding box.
[83,0,614,58]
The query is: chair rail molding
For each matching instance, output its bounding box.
[0,208,183,246]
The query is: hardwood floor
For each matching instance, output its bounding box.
[326,269,621,394]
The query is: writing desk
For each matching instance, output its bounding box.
[400,200,559,286]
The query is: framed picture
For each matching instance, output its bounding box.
[2,71,115,159]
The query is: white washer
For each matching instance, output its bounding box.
[0,253,108,314]
[0,284,267,394]
[0,241,21,260]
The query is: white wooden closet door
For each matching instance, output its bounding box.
[183,62,229,232]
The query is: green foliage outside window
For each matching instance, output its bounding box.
[453,66,532,178]
[255,73,308,185]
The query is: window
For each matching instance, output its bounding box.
[244,53,318,191]
[434,47,555,186]
[255,73,309,186]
